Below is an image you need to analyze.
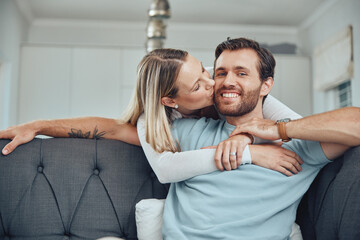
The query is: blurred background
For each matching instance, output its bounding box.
[0,0,359,129]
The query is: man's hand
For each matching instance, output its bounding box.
[250,144,303,176]
[0,123,37,155]
[202,134,252,171]
[230,118,281,141]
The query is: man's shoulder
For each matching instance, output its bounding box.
[283,139,331,167]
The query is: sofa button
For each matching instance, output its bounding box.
[63,232,70,240]
[37,166,43,173]
[93,168,100,175]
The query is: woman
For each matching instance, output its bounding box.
[0,48,302,182]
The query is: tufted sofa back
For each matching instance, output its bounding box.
[0,138,168,240]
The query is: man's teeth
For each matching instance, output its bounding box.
[222,93,239,98]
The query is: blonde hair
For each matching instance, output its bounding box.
[121,49,188,153]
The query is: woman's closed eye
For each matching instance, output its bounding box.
[194,83,200,91]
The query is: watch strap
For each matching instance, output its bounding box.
[277,122,291,142]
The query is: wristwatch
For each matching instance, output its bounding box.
[276,118,292,142]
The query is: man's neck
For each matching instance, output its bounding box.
[225,103,264,126]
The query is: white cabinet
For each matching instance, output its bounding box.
[18,46,311,124]
[71,48,121,117]
[119,48,147,115]
[273,55,311,116]
[18,46,72,123]
[18,46,146,123]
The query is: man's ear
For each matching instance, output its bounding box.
[260,77,273,97]
[161,96,176,108]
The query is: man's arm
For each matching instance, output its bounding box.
[230,107,360,160]
[0,117,140,155]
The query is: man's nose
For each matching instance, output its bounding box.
[223,72,236,86]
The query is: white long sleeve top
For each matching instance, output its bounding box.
[137,94,302,183]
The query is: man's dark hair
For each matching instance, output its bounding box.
[214,37,276,82]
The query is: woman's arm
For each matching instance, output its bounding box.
[263,95,302,120]
[206,135,303,176]
[0,117,139,155]
[137,114,219,183]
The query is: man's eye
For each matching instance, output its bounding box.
[216,72,226,77]
[238,72,246,76]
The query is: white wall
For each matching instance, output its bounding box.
[299,0,360,113]
[0,0,29,128]
[28,19,300,52]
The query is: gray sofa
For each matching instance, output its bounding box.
[0,138,359,240]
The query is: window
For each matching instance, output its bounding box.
[337,80,352,108]
[313,25,354,112]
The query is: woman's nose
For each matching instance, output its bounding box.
[205,78,215,90]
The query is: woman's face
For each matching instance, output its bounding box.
[172,54,215,115]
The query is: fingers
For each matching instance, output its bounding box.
[282,149,303,171]
[230,126,243,137]
[276,166,294,177]
[222,142,232,171]
[214,144,224,171]
[229,145,237,170]
[0,129,11,139]
[277,150,303,176]
[281,161,299,175]
[2,138,20,155]
[236,144,243,167]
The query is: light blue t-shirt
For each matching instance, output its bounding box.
[162,117,331,240]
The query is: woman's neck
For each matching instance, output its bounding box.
[178,109,201,118]
[178,105,220,120]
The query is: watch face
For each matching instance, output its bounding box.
[276,118,291,123]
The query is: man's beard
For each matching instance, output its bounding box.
[214,85,261,117]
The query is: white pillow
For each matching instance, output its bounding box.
[135,198,303,240]
[135,199,165,240]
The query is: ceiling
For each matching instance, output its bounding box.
[17,0,331,27]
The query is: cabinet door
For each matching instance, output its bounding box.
[18,46,72,123]
[119,48,146,116]
[71,48,122,118]
[273,56,311,116]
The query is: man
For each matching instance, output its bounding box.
[162,38,360,239]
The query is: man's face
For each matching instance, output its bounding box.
[213,48,263,116]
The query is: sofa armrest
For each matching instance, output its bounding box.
[297,146,360,240]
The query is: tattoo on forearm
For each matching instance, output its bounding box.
[93,126,106,139]
[68,126,106,139]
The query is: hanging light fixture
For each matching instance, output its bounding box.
[146,19,167,39]
[148,0,171,19]
[145,0,171,53]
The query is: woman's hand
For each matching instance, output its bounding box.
[249,144,303,176]
[230,118,280,141]
[202,134,252,171]
[0,122,38,155]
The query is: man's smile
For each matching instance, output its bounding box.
[221,93,240,98]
